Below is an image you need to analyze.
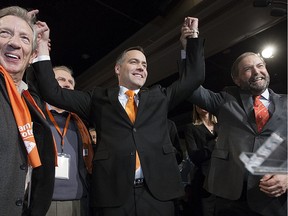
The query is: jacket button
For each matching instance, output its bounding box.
[15,199,23,206]
[20,164,27,170]
[133,128,137,132]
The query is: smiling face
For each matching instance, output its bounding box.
[115,49,148,90]
[232,54,270,95]
[0,15,35,81]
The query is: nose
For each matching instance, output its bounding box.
[8,36,21,48]
[251,65,261,74]
[137,63,145,71]
[63,82,72,89]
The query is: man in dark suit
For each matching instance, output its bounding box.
[180,19,287,216]
[29,16,205,216]
[0,6,55,216]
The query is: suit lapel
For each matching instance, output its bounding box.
[239,90,257,132]
[240,88,280,132]
[107,87,150,124]
[263,89,279,130]
[107,87,132,124]
[136,88,149,123]
[0,75,10,102]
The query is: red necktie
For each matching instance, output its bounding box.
[253,95,269,132]
[125,90,140,170]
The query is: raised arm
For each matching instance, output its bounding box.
[27,17,91,121]
[167,17,205,110]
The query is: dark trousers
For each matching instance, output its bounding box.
[215,196,262,216]
[94,183,175,216]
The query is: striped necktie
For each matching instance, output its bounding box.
[253,95,269,132]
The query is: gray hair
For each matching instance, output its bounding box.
[53,65,74,76]
[0,6,37,51]
[53,65,75,86]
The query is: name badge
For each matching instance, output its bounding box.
[55,153,70,179]
[83,148,88,156]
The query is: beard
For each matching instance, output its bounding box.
[240,75,270,94]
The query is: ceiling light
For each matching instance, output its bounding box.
[261,46,275,58]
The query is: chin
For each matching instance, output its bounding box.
[250,86,266,94]
[134,81,144,88]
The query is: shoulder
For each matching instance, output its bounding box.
[269,88,287,103]
[139,84,166,95]
[222,86,240,94]
[183,123,198,132]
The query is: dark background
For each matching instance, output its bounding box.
[2,0,287,127]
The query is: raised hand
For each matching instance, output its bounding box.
[180,17,199,50]
[34,20,51,56]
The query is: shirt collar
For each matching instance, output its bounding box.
[261,89,269,100]
[18,80,28,93]
[119,86,140,96]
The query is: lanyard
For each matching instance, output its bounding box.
[46,105,71,153]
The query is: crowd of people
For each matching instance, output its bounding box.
[0,5,286,216]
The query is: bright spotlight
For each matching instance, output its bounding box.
[261,46,275,58]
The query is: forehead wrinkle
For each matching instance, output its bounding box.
[0,18,34,44]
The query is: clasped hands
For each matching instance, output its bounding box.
[180,16,199,50]
[182,17,199,38]
[260,174,288,197]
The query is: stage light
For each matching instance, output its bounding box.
[261,46,275,58]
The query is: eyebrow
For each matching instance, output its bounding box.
[129,58,147,65]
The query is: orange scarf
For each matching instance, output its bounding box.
[71,113,94,174]
[0,65,41,168]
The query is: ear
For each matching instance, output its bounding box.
[115,65,120,76]
[233,77,240,86]
[29,50,38,64]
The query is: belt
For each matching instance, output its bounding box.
[134,178,145,187]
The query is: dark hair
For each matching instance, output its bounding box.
[116,46,145,65]
[231,52,266,80]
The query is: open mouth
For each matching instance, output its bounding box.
[5,53,20,60]
[250,77,264,84]
[132,73,143,78]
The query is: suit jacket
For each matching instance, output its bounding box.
[168,119,183,164]
[0,75,55,216]
[184,123,217,176]
[29,38,205,207]
[187,85,287,216]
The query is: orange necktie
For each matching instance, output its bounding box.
[125,90,140,170]
[253,95,269,132]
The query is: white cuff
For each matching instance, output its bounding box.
[181,50,186,60]
[32,55,50,63]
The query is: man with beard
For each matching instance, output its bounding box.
[180,21,287,216]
